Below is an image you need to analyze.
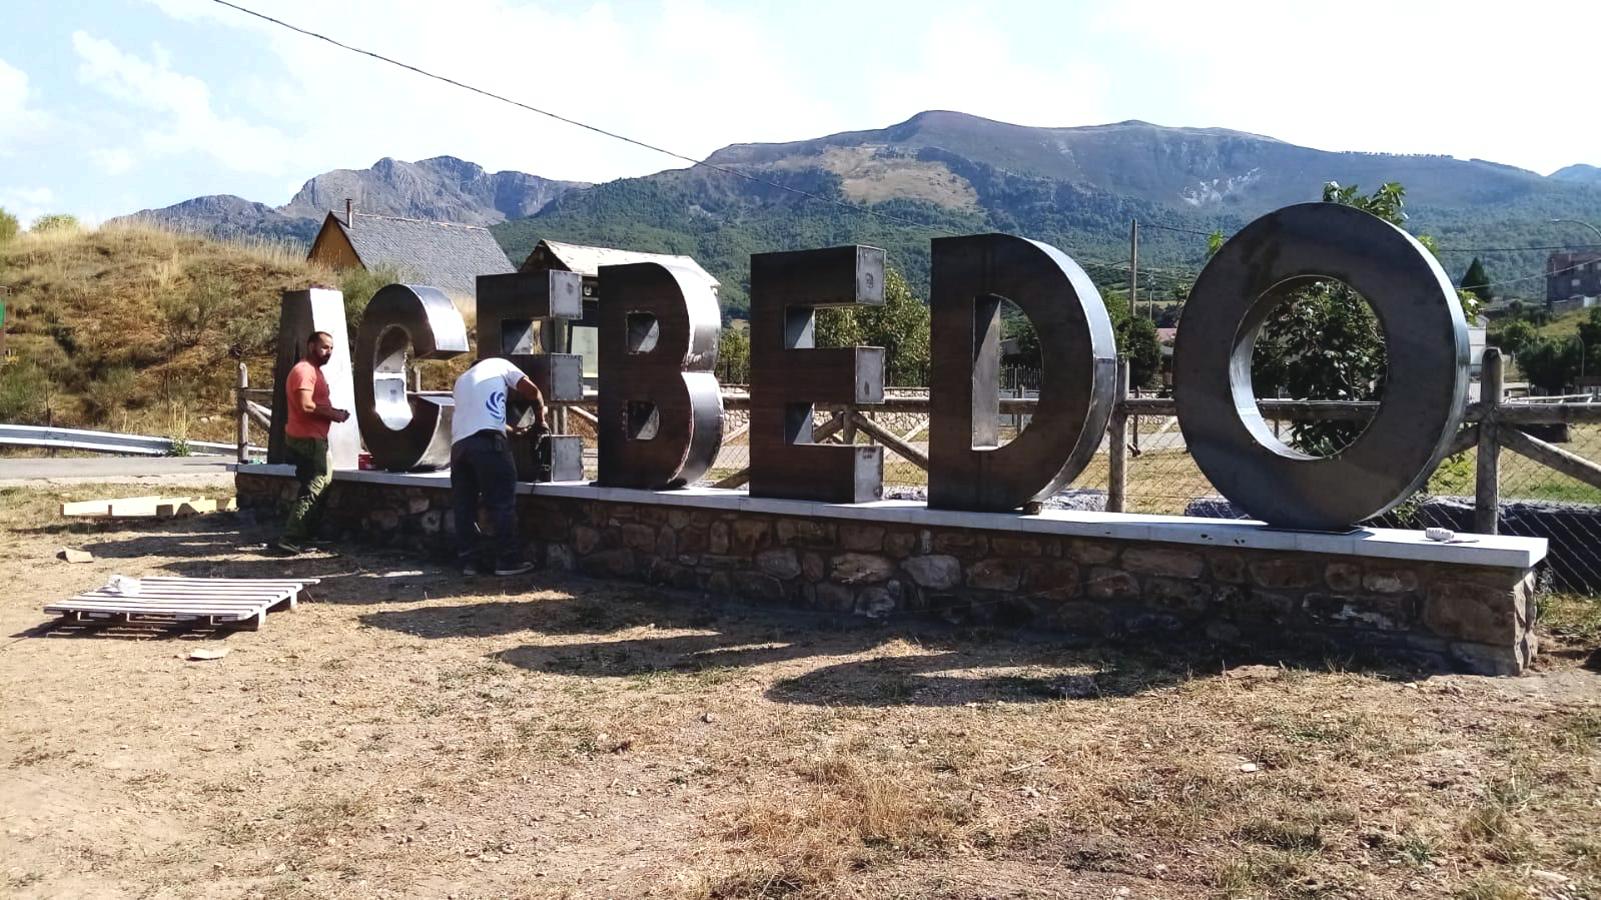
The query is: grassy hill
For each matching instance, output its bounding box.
[0,225,333,442]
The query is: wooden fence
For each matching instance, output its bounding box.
[236,349,1601,537]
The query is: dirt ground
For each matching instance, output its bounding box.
[2,481,1600,900]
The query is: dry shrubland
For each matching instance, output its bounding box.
[0,223,474,443]
[0,223,330,439]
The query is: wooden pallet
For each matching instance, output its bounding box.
[43,577,320,629]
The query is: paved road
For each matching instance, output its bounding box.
[0,455,236,485]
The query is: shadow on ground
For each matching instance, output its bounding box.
[360,587,1441,708]
[7,618,235,642]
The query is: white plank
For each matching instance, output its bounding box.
[71,588,288,600]
[83,588,297,599]
[58,595,273,608]
[108,496,199,518]
[54,596,270,608]
[61,595,289,606]
[47,604,259,621]
[143,577,321,586]
[61,495,161,516]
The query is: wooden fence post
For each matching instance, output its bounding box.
[1474,348,1503,534]
[1131,384,1141,454]
[236,362,250,464]
[1107,359,1130,513]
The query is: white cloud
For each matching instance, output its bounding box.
[71,30,301,176]
[1089,0,1601,175]
[0,186,57,224]
[868,13,1110,129]
[88,146,137,175]
[0,57,56,154]
[130,0,847,192]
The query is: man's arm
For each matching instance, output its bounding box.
[294,386,350,423]
[513,376,547,425]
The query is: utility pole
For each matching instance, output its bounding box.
[1128,219,1140,319]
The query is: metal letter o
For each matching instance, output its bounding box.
[1173,202,1469,530]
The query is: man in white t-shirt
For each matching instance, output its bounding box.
[450,357,548,576]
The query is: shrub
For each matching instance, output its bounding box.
[158,274,231,349]
[30,213,79,233]
[83,365,140,424]
[0,359,53,423]
[338,265,407,342]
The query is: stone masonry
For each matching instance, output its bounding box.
[237,472,1540,675]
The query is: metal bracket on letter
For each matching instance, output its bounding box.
[476,270,585,481]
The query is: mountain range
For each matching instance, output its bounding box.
[111,110,1601,313]
[109,155,590,245]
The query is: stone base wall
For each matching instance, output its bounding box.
[237,472,1539,675]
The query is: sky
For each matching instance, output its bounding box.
[1,0,1597,226]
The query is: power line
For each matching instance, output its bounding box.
[197,0,1601,298]
[1434,244,1601,253]
[207,0,956,237]
[1478,256,1599,291]
[1136,222,1223,238]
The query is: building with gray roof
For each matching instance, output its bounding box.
[307,204,513,299]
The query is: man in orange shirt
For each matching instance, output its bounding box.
[278,331,350,554]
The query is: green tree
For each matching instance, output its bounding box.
[1250,181,1438,455]
[811,267,930,385]
[1576,306,1601,356]
[0,207,18,243]
[30,213,78,233]
[1489,318,1538,361]
[1460,256,1494,305]
[1000,289,1158,387]
[716,325,750,384]
[854,268,930,386]
[1519,338,1582,394]
[1117,314,1162,389]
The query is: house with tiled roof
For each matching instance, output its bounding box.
[306,202,513,299]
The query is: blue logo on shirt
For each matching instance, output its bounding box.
[487,389,506,424]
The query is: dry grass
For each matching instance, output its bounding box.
[769,146,981,211]
[0,222,333,440]
[0,477,1597,898]
[0,223,484,443]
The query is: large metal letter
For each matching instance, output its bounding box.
[269,287,359,469]
[352,284,468,471]
[595,262,724,488]
[927,234,1117,511]
[1173,202,1469,530]
[749,246,886,503]
[475,271,585,481]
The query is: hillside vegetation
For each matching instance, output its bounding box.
[0,224,333,441]
[115,112,1601,320]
